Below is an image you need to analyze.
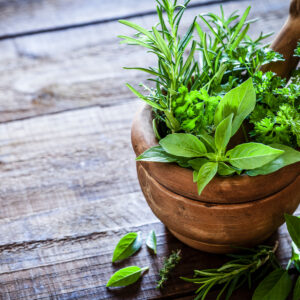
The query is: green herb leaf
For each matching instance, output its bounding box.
[188,158,209,171]
[112,232,142,263]
[215,113,233,153]
[227,143,284,170]
[106,266,148,287]
[218,162,236,176]
[293,276,300,300]
[285,214,300,249]
[136,146,184,163]
[252,269,292,300]
[159,133,207,157]
[196,162,218,194]
[146,230,157,254]
[247,144,300,176]
[214,78,256,135]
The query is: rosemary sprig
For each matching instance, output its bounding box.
[181,242,279,300]
[157,249,182,289]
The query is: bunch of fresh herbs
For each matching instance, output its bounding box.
[120,0,300,195]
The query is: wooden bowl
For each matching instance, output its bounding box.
[131,105,300,253]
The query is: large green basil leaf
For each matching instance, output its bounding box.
[196,162,218,194]
[252,269,292,300]
[159,133,207,157]
[293,276,300,300]
[136,145,184,163]
[215,113,233,154]
[106,266,148,287]
[285,214,300,249]
[227,143,284,170]
[214,78,256,135]
[247,144,300,176]
[112,232,142,262]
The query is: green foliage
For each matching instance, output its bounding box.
[250,71,300,148]
[157,249,182,289]
[181,245,278,300]
[112,232,142,262]
[106,266,148,287]
[252,269,292,300]
[146,230,157,254]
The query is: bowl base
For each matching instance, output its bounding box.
[169,229,272,254]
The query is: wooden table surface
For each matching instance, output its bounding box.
[0,0,297,299]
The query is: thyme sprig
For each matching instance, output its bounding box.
[157,249,182,289]
[181,243,279,300]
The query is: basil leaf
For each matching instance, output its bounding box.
[146,230,157,254]
[159,133,207,157]
[136,145,184,163]
[227,143,284,170]
[198,130,216,152]
[293,276,300,300]
[214,78,256,135]
[215,113,233,153]
[196,162,218,195]
[285,214,300,249]
[188,158,209,171]
[218,162,236,176]
[247,144,300,176]
[252,269,292,300]
[106,266,148,287]
[291,242,300,273]
[112,232,142,262]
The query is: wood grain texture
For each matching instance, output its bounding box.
[0,0,297,299]
[0,0,289,123]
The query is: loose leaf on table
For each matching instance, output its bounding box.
[293,276,300,300]
[285,214,300,249]
[247,144,300,176]
[196,162,218,194]
[214,78,256,135]
[227,143,284,170]
[106,266,149,287]
[136,145,185,163]
[146,230,157,254]
[112,232,142,263]
[214,113,233,154]
[252,269,292,300]
[159,133,207,157]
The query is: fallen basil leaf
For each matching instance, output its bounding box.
[106,266,149,287]
[112,232,142,262]
[252,269,292,300]
[293,276,300,300]
[146,230,157,254]
[285,214,300,249]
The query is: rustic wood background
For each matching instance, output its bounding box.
[0,0,296,299]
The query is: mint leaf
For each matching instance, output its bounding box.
[285,214,300,249]
[106,266,148,287]
[252,269,292,300]
[146,230,157,254]
[227,143,284,170]
[112,232,142,262]
[159,133,207,157]
[196,162,218,194]
[247,144,300,176]
[214,78,256,135]
[215,113,233,153]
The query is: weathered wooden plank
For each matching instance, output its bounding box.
[0,0,289,122]
[0,0,218,38]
